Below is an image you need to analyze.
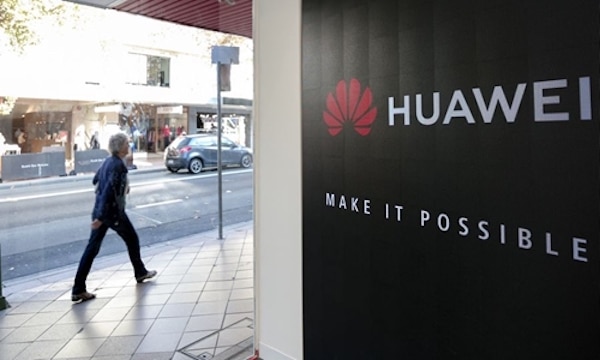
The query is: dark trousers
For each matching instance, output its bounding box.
[72,213,147,294]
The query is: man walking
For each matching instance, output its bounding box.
[72,132,156,302]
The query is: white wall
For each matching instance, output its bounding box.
[254,0,303,359]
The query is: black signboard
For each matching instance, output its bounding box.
[302,0,599,358]
[1,152,66,181]
[74,149,109,174]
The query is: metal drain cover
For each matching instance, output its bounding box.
[178,317,254,360]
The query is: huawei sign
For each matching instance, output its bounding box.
[324,76,592,135]
[323,79,377,136]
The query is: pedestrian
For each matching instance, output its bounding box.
[71,132,156,302]
[162,124,171,149]
[90,131,100,149]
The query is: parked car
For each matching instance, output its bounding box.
[164,133,252,174]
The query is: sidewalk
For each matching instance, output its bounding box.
[130,151,165,172]
[0,221,255,360]
[0,151,257,359]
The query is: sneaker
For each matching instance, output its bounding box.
[71,291,96,302]
[136,270,157,283]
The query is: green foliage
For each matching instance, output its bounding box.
[0,0,64,52]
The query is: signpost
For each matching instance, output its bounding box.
[211,46,239,239]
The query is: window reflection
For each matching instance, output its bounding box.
[126,53,171,87]
[0,1,253,278]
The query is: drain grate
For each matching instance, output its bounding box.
[178,317,254,360]
[211,336,253,360]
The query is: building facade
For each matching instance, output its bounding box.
[0,3,252,178]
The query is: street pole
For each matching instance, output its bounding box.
[0,245,10,310]
[216,62,224,240]
[211,46,239,240]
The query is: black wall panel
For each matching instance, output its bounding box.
[302,0,600,358]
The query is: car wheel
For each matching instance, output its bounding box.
[240,154,252,168]
[167,167,178,173]
[188,158,203,174]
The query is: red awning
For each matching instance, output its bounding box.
[67,0,252,38]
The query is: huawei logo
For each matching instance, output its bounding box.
[323,78,377,136]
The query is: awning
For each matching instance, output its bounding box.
[67,0,252,38]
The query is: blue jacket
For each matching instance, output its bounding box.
[92,155,128,223]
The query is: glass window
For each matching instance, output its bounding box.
[221,137,234,147]
[0,3,254,357]
[126,53,171,87]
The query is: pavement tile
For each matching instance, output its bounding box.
[0,221,254,359]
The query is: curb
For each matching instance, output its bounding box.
[0,164,165,190]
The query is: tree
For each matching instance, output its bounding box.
[0,0,65,52]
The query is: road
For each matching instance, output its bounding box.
[0,168,253,280]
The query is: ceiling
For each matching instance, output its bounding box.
[67,0,253,38]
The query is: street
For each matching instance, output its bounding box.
[0,168,253,280]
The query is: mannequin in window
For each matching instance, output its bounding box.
[17,130,27,151]
[90,131,100,149]
[162,124,171,149]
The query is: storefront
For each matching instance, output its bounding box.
[0,97,252,180]
[0,99,149,180]
[155,105,188,151]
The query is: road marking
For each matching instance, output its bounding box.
[0,168,252,203]
[127,210,164,225]
[0,188,92,203]
[135,199,183,209]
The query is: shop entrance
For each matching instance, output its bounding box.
[157,105,188,151]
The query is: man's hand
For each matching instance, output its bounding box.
[91,219,103,229]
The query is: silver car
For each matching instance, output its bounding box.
[164,133,252,174]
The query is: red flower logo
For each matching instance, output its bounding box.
[323,78,377,136]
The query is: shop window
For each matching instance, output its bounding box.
[126,53,170,87]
